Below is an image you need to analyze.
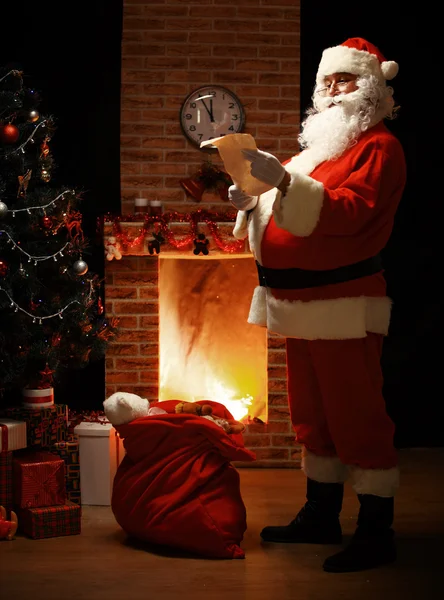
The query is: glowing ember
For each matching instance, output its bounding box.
[159,256,267,422]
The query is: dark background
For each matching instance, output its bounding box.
[2,2,441,447]
[300,2,442,448]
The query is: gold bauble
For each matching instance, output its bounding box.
[41,169,51,182]
[28,110,40,122]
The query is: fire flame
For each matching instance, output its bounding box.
[158,256,267,422]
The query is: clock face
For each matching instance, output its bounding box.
[179,86,245,151]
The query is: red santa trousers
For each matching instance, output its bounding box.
[286,333,398,477]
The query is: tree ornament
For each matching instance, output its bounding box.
[180,161,232,202]
[97,296,104,315]
[193,232,210,255]
[0,259,9,277]
[0,123,19,144]
[40,168,51,182]
[40,215,53,230]
[0,201,8,219]
[17,169,32,197]
[28,110,40,122]
[147,226,165,255]
[39,364,55,387]
[104,236,122,261]
[40,138,50,157]
[73,259,88,275]
[0,507,18,541]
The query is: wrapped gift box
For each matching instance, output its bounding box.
[17,500,81,539]
[0,451,13,511]
[0,419,27,452]
[13,451,66,509]
[49,435,81,504]
[0,404,68,448]
[74,421,124,505]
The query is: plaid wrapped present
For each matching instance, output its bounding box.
[13,451,66,508]
[17,500,81,539]
[0,404,68,448]
[49,435,81,504]
[0,419,27,452]
[0,451,13,511]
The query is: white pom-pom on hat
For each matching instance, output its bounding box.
[381,60,399,80]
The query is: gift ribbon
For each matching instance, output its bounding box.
[22,389,54,404]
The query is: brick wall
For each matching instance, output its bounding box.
[120,0,301,214]
[105,0,302,466]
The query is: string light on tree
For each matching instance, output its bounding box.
[0,229,70,264]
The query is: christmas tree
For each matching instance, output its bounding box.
[0,67,118,405]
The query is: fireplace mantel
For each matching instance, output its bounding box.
[103,219,250,258]
[103,218,301,468]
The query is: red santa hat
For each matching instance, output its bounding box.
[316,37,399,85]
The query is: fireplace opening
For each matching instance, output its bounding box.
[158,255,268,422]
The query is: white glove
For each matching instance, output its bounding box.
[228,184,258,211]
[241,148,286,188]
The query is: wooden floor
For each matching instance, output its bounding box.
[1,448,443,600]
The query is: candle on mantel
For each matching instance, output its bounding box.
[150,199,163,217]
[134,197,149,215]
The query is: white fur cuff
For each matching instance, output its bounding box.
[233,210,249,239]
[350,465,400,497]
[247,286,268,327]
[301,448,349,483]
[273,172,324,237]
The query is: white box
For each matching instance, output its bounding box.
[0,418,27,452]
[74,421,124,506]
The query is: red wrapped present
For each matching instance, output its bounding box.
[0,451,13,511]
[0,419,27,452]
[0,404,68,448]
[49,435,81,504]
[13,451,66,509]
[17,501,81,539]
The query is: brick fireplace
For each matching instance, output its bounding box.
[104,218,301,468]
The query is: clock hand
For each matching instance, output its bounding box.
[200,98,215,123]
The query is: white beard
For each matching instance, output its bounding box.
[298,82,388,164]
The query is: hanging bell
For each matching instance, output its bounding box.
[179,178,205,202]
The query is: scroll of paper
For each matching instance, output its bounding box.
[200,134,273,196]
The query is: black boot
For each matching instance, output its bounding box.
[260,478,343,544]
[323,494,396,572]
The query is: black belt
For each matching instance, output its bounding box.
[256,255,383,289]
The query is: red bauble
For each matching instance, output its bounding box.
[0,123,20,144]
[0,259,8,277]
[41,215,53,229]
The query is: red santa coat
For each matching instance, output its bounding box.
[233,122,407,340]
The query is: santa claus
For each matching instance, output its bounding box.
[229,37,406,573]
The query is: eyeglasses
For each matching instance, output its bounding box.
[315,81,353,96]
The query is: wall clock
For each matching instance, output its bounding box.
[179,85,245,151]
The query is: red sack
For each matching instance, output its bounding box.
[111,400,255,559]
